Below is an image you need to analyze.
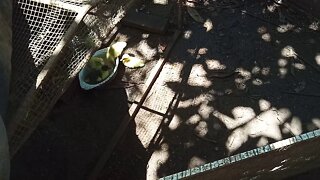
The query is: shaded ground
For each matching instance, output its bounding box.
[11,0,320,180]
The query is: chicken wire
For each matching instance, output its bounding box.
[7,0,133,156]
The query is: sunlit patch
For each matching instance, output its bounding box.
[232,106,256,123]
[281,46,296,58]
[147,143,170,180]
[267,4,276,12]
[277,24,295,33]
[293,63,306,70]
[237,68,252,80]
[135,40,157,60]
[142,33,149,39]
[186,114,201,125]
[190,64,207,76]
[218,107,292,153]
[312,118,320,128]
[286,116,302,135]
[282,125,291,134]
[226,128,248,153]
[277,108,291,121]
[187,48,197,56]
[184,30,192,39]
[315,54,320,66]
[198,103,214,119]
[189,156,207,169]
[205,59,226,70]
[236,82,247,90]
[213,107,255,130]
[115,34,129,42]
[256,136,269,147]
[252,78,263,86]
[251,66,261,74]
[195,121,208,137]
[309,21,319,31]
[261,33,271,42]
[246,108,291,140]
[224,89,233,95]
[279,68,287,77]
[259,99,271,111]
[188,64,212,87]
[235,77,244,84]
[168,116,181,130]
[257,26,267,34]
[261,67,270,76]
[278,58,288,67]
[220,107,292,153]
[203,19,213,32]
[153,0,168,5]
[198,47,208,55]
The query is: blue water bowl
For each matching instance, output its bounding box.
[79,48,119,90]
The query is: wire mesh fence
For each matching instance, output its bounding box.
[7,0,133,156]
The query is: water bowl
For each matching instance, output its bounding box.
[79,48,119,90]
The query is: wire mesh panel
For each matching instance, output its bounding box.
[8,0,92,155]
[7,0,135,156]
[10,0,78,109]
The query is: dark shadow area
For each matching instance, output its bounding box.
[10,70,141,179]
[148,0,320,178]
[9,0,320,179]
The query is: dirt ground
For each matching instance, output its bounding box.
[11,0,320,180]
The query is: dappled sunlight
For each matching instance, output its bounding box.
[259,99,271,111]
[283,116,302,135]
[256,136,269,147]
[142,33,150,39]
[183,30,192,39]
[186,114,201,126]
[216,104,292,153]
[188,156,207,169]
[198,101,214,119]
[232,107,256,123]
[257,26,267,34]
[312,118,320,128]
[150,0,320,178]
[309,21,319,31]
[188,64,212,87]
[213,106,256,130]
[168,116,181,131]
[278,67,288,78]
[261,33,271,42]
[147,143,170,180]
[136,40,158,60]
[226,128,248,153]
[194,121,208,137]
[203,19,213,32]
[292,62,306,70]
[276,24,295,33]
[205,59,226,70]
[315,54,320,66]
[281,46,296,58]
[278,58,288,67]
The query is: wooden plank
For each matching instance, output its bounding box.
[160,129,320,180]
[133,61,184,148]
[122,9,169,34]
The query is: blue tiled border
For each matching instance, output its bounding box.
[160,129,320,180]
